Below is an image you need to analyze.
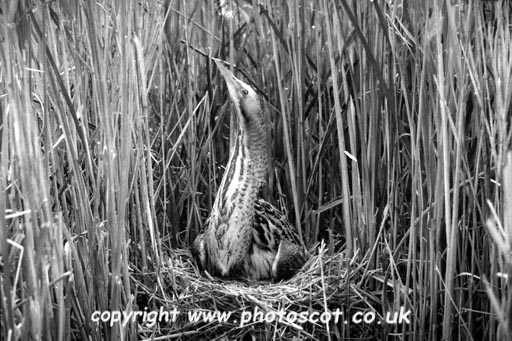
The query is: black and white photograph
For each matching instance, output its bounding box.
[1,0,511,340]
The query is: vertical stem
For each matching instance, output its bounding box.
[322,0,353,256]
[268,0,304,245]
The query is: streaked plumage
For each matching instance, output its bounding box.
[192,59,305,281]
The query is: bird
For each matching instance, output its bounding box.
[192,59,306,281]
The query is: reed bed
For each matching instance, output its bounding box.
[1,0,511,340]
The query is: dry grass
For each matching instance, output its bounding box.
[135,244,375,340]
[1,0,511,340]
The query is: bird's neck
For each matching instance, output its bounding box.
[215,127,268,208]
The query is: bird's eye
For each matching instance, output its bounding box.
[241,89,249,95]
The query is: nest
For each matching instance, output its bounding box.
[135,243,382,340]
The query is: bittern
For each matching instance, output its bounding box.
[192,59,305,281]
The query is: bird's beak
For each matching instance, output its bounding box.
[214,59,243,101]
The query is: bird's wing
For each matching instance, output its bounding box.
[252,197,301,251]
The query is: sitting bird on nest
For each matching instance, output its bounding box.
[192,59,306,281]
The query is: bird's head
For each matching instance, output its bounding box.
[214,59,264,136]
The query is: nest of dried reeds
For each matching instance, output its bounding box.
[135,243,383,340]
